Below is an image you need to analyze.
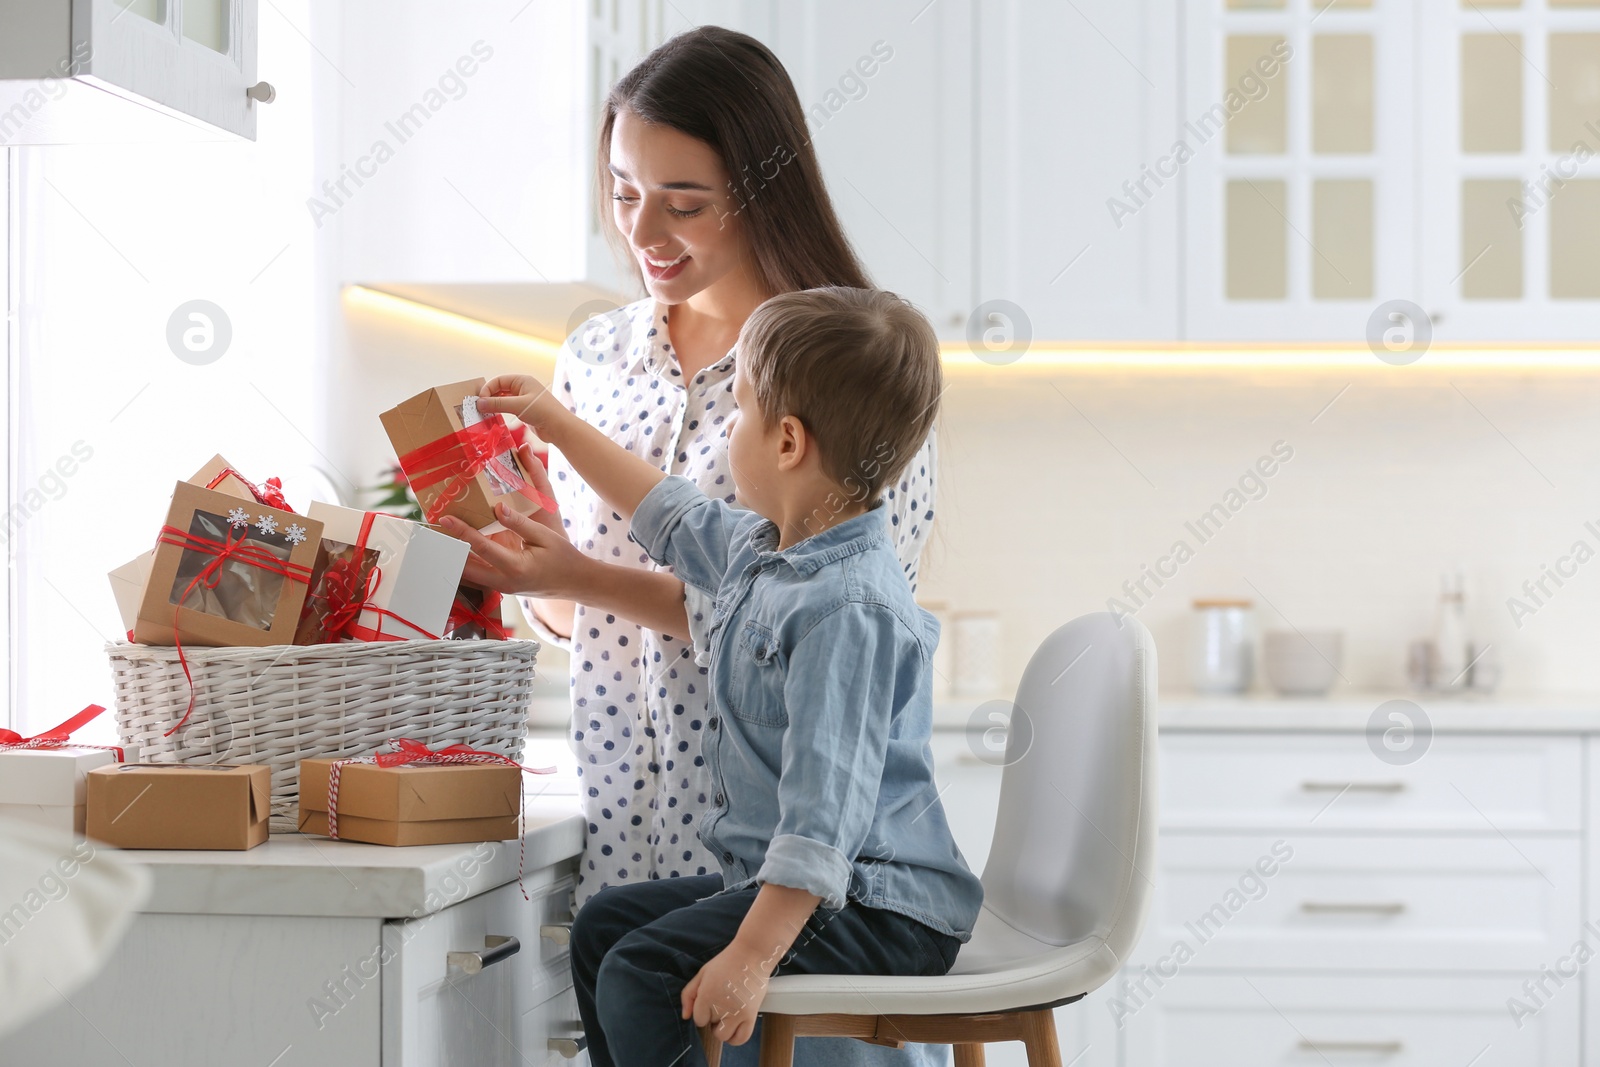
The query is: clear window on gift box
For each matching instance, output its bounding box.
[167,510,293,630]
[295,538,383,644]
[454,399,525,497]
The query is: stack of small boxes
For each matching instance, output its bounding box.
[0,378,544,852]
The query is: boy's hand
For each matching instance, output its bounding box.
[477,375,568,440]
[681,941,776,1047]
[441,500,588,599]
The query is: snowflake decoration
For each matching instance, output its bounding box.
[227,507,250,528]
[284,523,307,546]
[255,514,279,537]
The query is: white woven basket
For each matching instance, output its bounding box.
[106,639,539,832]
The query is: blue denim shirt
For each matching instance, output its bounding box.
[631,475,983,939]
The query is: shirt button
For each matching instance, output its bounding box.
[723,851,734,862]
[715,792,726,805]
[708,717,719,730]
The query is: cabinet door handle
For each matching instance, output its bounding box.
[548,1030,588,1059]
[1298,1039,1403,1054]
[1300,780,1406,793]
[540,923,573,945]
[1300,901,1407,915]
[246,81,276,104]
[447,934,519,974]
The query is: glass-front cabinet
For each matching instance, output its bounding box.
[0,0,266,143]
[1187,0,1600,341]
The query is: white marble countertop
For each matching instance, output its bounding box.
[121,793,584,919]
[539,690,1600,735]
[925,690,1600,733]
[1152,690,1600,732]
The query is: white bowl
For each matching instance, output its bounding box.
[1262,630,1343,696]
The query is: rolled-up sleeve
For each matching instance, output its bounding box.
[757,604,905,909]
[630,475,752,598]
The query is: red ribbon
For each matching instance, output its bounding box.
[159,523,314,736]
[395,418,558,525]
[301,511,438,644]
[0,704,127,762]
[325,737,553,899]
[446,588,509,640]
[206,467,295,513]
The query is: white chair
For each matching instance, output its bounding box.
[704,611,1158,1067]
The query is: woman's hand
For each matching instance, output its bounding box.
[478,375,568,441]
[681,942,772,1047]
[440,501,589,600]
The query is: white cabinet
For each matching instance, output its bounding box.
[763,0,976,340]
[975,0,1181,341]
[1121,973,1579,1067]
[383,871,579,1066]
[334,0,666,296]
[1417,0,1600,340]
[1181,0,1417,340]
[935,726,1589,1067]
[0,0,268,143]
[0,851,581,1067]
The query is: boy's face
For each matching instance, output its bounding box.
[727,363,781,517]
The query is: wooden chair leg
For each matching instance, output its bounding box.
[699,1025,723,1067]
[954,1042,987,1067]
[757,1014,797,1067]
[1018,1009,1062,1067]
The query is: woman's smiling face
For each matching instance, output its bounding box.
[609,108,749,305]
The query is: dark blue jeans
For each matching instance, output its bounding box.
[570,875,961,1067]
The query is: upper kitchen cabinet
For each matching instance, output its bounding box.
[0,0,269,143]
[763,0,976,340]
[1417,0,1600,340]
[1183,0,1416,341]
[975,0,1181,340]
[334,0,673,300]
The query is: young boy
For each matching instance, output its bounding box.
[468,287,982,1067]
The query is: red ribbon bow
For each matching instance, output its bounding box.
[159,523,314,736]
[396,418,558,525]
[325,737,553,899]
[0,704,127,762]
[446,589,509,640]
[206,467,295,513]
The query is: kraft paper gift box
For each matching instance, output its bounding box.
[108,551,154,636]
[297,758,521,846]
[133,480,324,647]
[85,764,270,850]
[294,503,469,644]
[380,377,543,533]
[0,743,138,837]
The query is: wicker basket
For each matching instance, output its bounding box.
[106,639,539,832]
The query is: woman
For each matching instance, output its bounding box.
[457,26,942,1066]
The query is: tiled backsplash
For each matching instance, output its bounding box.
[919,370,1600,695]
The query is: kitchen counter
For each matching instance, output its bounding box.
[1155,690,1600,733]
[122,792,583,918]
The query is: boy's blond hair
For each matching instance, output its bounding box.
[739,287,941,501]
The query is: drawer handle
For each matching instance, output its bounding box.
[540,923,573,945]
[447,934,519,975]
[1298,1039,1403,1054]
[1301,780,1406,794]
[1300,901,1407,916]
[548,1030,588,1059]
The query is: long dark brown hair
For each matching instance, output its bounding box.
[597,26,871,297]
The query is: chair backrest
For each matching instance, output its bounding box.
[981,611,1157,961]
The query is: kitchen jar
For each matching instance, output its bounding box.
[1190,598,1254,694]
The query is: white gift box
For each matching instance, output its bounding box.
[306,502,469,641]
[0,744,138,836]
[108,551,155,636]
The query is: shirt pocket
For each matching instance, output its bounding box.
[728,620,789,728]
